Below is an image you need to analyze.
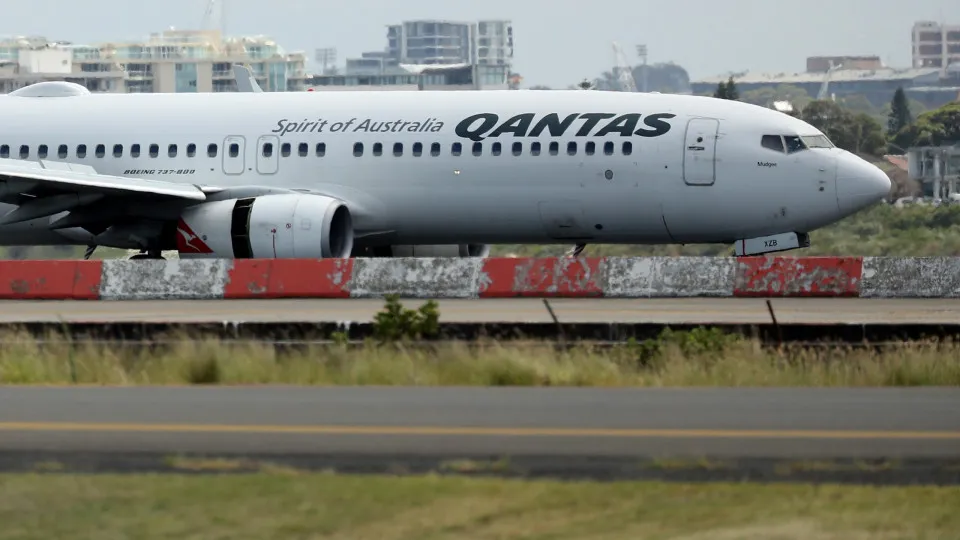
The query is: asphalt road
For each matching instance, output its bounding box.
[1,387,958,459]
[2,298,960,324]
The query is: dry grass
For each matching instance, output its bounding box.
[0,473,957,539]
[0,329,959,387]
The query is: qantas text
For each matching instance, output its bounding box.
[272,118,444,136]
[454,112,677,142]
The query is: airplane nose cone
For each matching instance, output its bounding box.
[837,155,891,214]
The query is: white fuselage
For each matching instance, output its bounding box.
[0,88,890,250]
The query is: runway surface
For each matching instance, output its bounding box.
[3,298,960,324]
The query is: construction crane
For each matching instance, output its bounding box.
[817,61,842,101]
[611,41,637,92]
[200,0,225,33]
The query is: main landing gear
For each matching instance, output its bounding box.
[566,243,587,258]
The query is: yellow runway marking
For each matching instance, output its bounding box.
[1,423,958,440]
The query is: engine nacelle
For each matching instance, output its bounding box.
[354,244,491,258]
[176,194,354,259]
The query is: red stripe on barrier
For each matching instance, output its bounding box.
[0,260,102,300]
[224,259,353,298]
[479,257,604,297]
[734,256,863,297]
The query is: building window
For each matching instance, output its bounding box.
[113,144,123,157]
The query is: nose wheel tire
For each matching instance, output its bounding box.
[129,250,165,260]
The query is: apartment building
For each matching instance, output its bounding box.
[912,21,960,71]
[0,30,307,94]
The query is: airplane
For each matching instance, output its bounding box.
[0,77,891,261]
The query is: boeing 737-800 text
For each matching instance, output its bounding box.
[0,79,890,260]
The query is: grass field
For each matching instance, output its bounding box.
[0,473,957,539]
[2,330,959,387]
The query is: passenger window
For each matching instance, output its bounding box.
[131,144,141,158]
[604,141,614,155]
[0,145,8,158]
[281,142,291,157]
[187,143,196,157]
[472,142,482,156]
[413,142,423,156]
[315,142,326,157]
[149,144,159,158]
[228,143,239,157]
[784,135,806,154]
[430,142,441,156]
[549,142,559,156]
[113,144,123,157]
[95,144,105,158]
[77,144,87,158]
[38,144,48,159]
[393,143,403,157]
[373,143,383,156]
[512,142,522,156]
[531,142,541,156]
[622,141,633,156]
[298,143,308,157]
[567,141,577,155]
[353,142,363,157]
[452,142,462,156]
[262,143,273,157]
[58,144,68,158]
[19,145,28,159]
[585,141,595,156]
[761,135,785,153]
[168,144,177,157]
[207,143,217,157]
[492,142,502,156]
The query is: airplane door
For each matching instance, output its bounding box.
[222,136,246,175]
[256,135,280,174]
[683,118,719,186]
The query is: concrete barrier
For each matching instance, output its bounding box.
[0,255,939,300]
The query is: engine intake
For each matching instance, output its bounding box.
[176,194,353,259]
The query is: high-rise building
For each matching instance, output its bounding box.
[0,29,307,94]
[912,21,960,71]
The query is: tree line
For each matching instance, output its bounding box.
[714,76,959,156]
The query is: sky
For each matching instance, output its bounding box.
[3,0,959,88]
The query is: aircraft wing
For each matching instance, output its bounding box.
[233,64,263,93]
[0,158,207,225]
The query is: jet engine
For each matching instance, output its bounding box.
[175,194,354,259]
[353,244,491,258]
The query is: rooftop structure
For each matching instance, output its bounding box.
[0,29,307,93]
[912,21,960,72]
[906,144,960,199]
[305,62,511,91]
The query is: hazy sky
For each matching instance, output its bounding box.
[3,0,959,87]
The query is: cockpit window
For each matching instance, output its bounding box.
[761,135,785,153]
[783,135,806,154]
[800,134,834,149]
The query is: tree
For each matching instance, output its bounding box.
[713,76,739,100]
[801,100,886,155]
[889,101,960,150]
[887,87,912,135]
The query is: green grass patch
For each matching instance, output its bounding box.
[0,473,957,539]
[1,328,959,387]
